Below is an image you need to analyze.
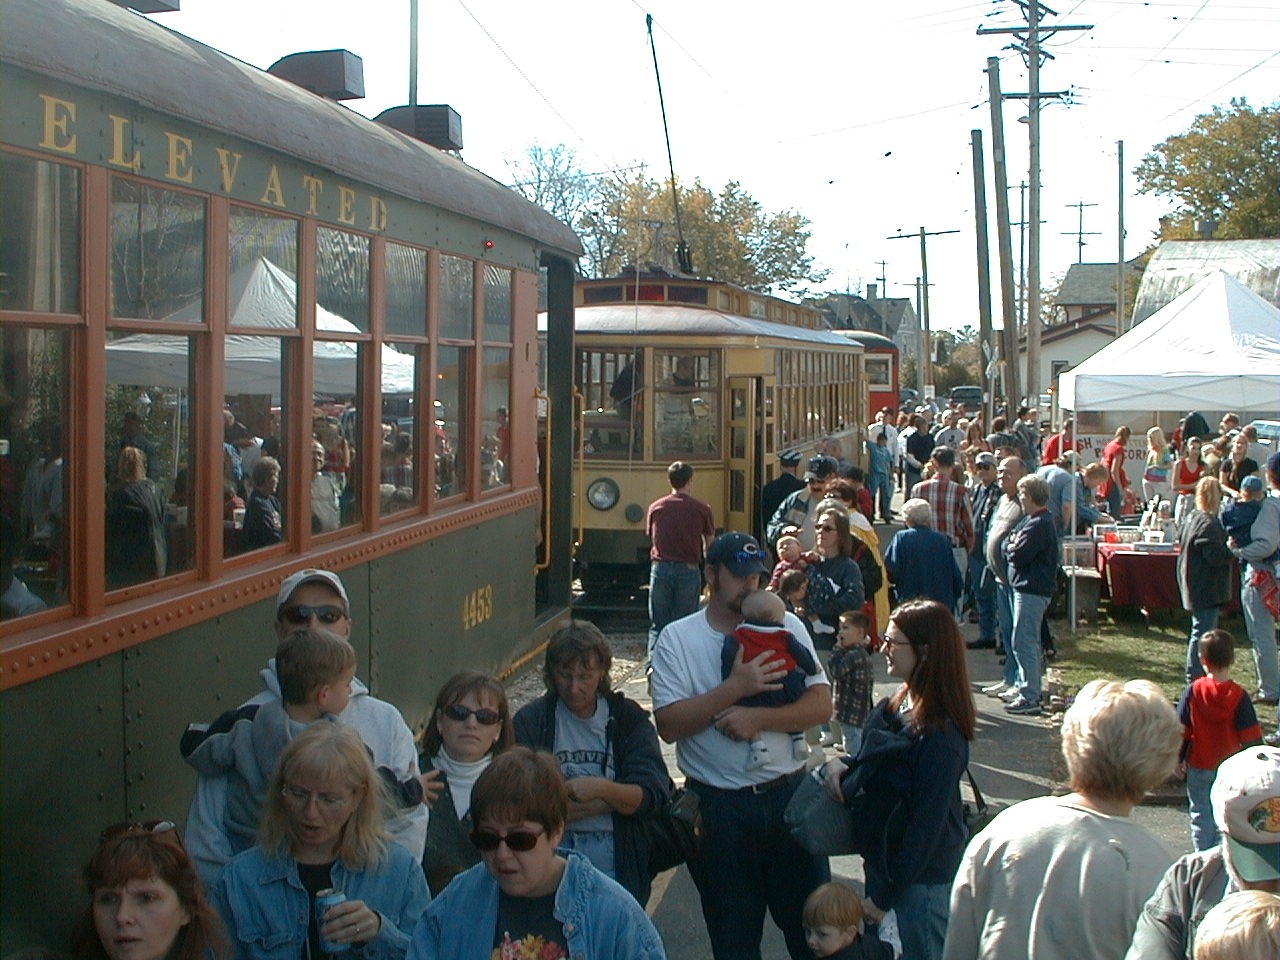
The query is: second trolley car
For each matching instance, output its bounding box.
[551,269,868,589]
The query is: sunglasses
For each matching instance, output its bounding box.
[279,604,346,625]
[442,703,503,725]
[470,828,544,852]
[99,820,181,846]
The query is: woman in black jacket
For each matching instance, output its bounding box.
[803,507,867,639]
[512,619,671,905]
[1178,475,1234,683]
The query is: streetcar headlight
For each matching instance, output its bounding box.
[586,478,620,511]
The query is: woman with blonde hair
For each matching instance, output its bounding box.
[945,679,1181,960]
[105,445,167,589]
[215,723,429,960]
[1142,426,1174,503]
[1177,476,1233,683]
[1193,890,1280,960]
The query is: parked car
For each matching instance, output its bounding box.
[948,385,983,415]
[1249,419,1280,447]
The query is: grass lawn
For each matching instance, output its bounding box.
[1049,609,1279,731]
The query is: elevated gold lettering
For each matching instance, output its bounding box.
[302,175,323,215]
[337,186,356,225]
[260,164,286,208]
[368,196,388,232]
[215,148,242,193]
[38,95,77,154]
[165,132,194,183]
[107,115,141,172]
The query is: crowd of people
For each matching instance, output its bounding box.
[55,397,1280,960]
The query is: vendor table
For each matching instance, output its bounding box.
[1095,542,1240,613]
[1095,543,1181,610]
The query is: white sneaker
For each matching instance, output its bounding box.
[982,682,1009,698]
[819,732,838,747]
[1001,687,1023,703]
[748,741,772,770]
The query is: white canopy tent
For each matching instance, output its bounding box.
[1058,270,1280,413]
[106,257,417,395]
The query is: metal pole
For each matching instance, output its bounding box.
[919,228,934,399]
[971,130,995,429]
[408,0,418,106]
[1116,140,1126,335]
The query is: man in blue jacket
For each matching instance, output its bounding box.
[1002,475,1059,716]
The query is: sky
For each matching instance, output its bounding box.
[146,0,1278,331]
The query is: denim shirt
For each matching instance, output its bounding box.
[407,851,665,960]
[215,842,430,960]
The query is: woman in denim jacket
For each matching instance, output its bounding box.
[408,747,665,960]
[215,724,430,960]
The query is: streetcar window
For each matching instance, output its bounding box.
[481,348,511,490]
[655,352,720,460]
[667,286,708,305]
[0,153,80,314]
[1,326,70,620]
[581,285,622,304]
[436,346,468,498]
[439,255,474,340]
[110,179,205,321]
[385,243,428,337]
[483,265,512,343]
[228,207,299,328]
[865,357,891,389]
[316,227,370,334]
[224,340,286,556]
[104,333,194,589]
[379,351,419,517]
[314,342,361,530]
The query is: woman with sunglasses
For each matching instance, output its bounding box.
[416,671,513,895]
[75,821,229,960]
[821,599,976,960]
[512,620,670,905]
[214,723,429,960]
[408,747,665,960]
[802,508,866,642]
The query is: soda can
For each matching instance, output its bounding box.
[314,888,347,955]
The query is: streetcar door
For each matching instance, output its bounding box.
[725,377,760,540]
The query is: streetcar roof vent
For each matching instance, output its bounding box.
[109,0,180,10]
[374,105,464,152]
[267,49,365,102]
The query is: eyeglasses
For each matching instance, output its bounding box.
[99,820,181,845]
[470,828,544,852]
[279,604,347,626]
[881,636,914,649]
[281,784,353,810]
[442,703,503,725]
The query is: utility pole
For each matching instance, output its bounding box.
[985,57,1020,415]
[979,3,1092,406]
[875,261,888,291]
[971,129,996,429]
[1116,140,1127,335]
[889,228,960,399]
[408,0,419,105]
[1062,200,1100,263]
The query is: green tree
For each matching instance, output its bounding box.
[508,145,827,293]
[1136,99,1280,239]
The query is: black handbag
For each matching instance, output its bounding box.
[962,766,1000,839]
[644,784,703,875]
[784,768,856,856]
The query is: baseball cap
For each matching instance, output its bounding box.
[974,452,997,468]
[705,533,768,577]
[1241,475,1264,495]
[276,569,350,614]
[804,455,837,482]
[1211,746,1280,883]
[779,450,802,466]
[1268,452,1280,477]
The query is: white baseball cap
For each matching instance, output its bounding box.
[1211,746,1280,883]
[276,569,349,614]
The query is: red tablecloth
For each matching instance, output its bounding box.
[1095,542,1240,612]
[1095,543,1182,610]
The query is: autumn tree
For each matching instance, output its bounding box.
[507,145,828,294]
[1136,99,1280,239]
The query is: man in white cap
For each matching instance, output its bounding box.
[182,569,427,888]
[1125,745,1280,959]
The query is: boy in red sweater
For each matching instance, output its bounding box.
[1177,628,1263,851]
